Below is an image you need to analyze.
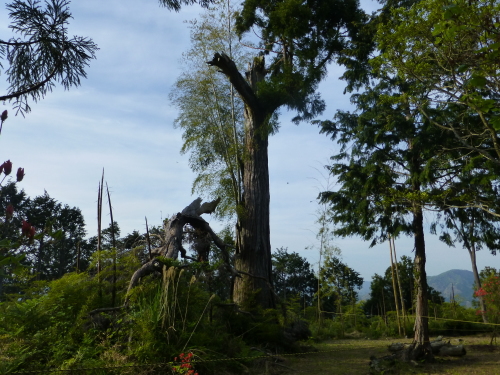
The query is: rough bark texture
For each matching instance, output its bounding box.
[208,53,275,309]
[233,106,274,308]
[412,206,433,361]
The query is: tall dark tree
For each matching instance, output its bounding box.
[22,191,87,280]
[272,247,317,306]
[319,252,363,314]
[376,0,500,175]
[205,0,365,309]
[0,182,28,299]
[314,0,493,359]
[0,182,28,241]
[317,66,465,358]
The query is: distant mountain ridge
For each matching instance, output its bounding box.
[427,269,475,307]
[358,269,476,308]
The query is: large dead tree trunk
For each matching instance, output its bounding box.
[90,198,236,315]
[207,53,276,309]
[123,198,234,303]
[233,103,274,308]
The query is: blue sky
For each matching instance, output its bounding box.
[1,0,498,281]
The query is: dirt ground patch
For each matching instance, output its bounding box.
[269,336,500,375]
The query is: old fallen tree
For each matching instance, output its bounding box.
[126,197,238,294]
[90,197,238,315]
[370,336,467,373]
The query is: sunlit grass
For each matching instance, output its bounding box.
[279,336,500,375]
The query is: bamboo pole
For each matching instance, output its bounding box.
[389,236,402,335]
[145,216,152,260]
[97,169,104,300]
[392,237,407,334]
[106,182,117,308]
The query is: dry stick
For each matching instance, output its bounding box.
[145,216,152,260]
[381,283,387,326]
[392,237,407,333]
[389,236,402,336]
[182,294,216,352]
[317,214,326,325]
[76,241,81,273]
[106,182,117,308]
[97,169,104,300]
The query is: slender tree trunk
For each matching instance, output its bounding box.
[448,211,488,323]
[107,183,117,308]
[381,287,387,326]
[469,245,488,323]
[389,237,402,335]
[317,236,323,323]
[393,238,407,334]
[76,241,80,273]
[412,206,433,360]
[37,237,44,280]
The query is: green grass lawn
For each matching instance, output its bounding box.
[261,336,500,375]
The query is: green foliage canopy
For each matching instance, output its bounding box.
[235,0,367,122]
[272,247,317,305]
[375,0,500,166]
[319,249,363,312]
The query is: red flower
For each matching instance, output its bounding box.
[16,167,25,182]
[6,204,14,219]
[475,288,487,297]
[22,220,31,236]
[2,160,12,175]
[1,110,7,122]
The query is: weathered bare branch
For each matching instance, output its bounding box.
[125,258,164,303]
[90,198,242,315]
[207,52,262,112]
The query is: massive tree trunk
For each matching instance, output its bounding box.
[208,53,275,309]
[233,107,274,308]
